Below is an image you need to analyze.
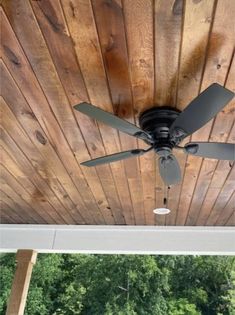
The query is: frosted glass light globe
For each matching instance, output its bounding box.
[153,208,171,215]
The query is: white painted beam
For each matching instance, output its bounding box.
[0,225,234,255]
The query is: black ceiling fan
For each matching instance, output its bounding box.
[74,83,235,186]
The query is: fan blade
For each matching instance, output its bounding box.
[184,142,235,160]
[74,102,152,142]
[158,154,181,185]
[81,149,147,167]
[170,83,234,139]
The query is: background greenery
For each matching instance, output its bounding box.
[0,254,234,315]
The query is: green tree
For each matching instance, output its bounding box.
[0,253,234,315]
[0,254,15,314]
[170,256,235,315]
[168,298,201,315]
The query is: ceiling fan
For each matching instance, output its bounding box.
[74,83,235,186]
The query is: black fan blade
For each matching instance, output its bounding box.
[74,102,152,142]
[81,149,148,167]
[184,142,235,160]
[170,83,234,139]
[158,155,181,185]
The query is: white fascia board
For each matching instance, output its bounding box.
[0,225,234,255]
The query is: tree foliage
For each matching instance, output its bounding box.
[0,254,234,315]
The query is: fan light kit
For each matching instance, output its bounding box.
[153,208,171,215]
[74,83,235,186]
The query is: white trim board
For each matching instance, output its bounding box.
[0,225,234,255]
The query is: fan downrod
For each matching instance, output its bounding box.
[139,106,181,155]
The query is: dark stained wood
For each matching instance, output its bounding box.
[0,199,25,224]
[186,52,235,225]
[206,165,235,225]
[123,0,155,224]
[175,0,216,225]
[0,165,57,224]
[226,212,235,226]
[154,0,183,107]
[215,192,235,226]
[1,127,82,224]
[29,0,123,225]
[91,0,147,224]
[176,0,235,225]
[62,0,134,224]
[0,205,17,224]
[154,0,183,226]
[1,87,83,224]
[0,0,234,226]
[1,6,103,224]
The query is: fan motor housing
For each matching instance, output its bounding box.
[139,106,181,153]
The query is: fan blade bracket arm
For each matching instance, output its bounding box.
[170,127,188,143]
[132,146,154,155]
[133,131,154,143]
[130,149,145,155]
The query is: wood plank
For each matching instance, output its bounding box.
[0,165,59,225]
[0,177,50,225]
[1,154,46,209]
[1,135,62,223]
[1,96,82,224]
[0,61,90,224]
[91,0,142,189]
[0,210,16,224]
[200,0,235,92]
[195,96,235,226]
[0,200,25,224]
[1,147,29,180]
[91,0,134,119]
[215,192,235,226]
[185,158,218,225]
[6,250,37,315]
[0,6,105,224]
[176,0,215,110]
[28,0,128,224]
[29,0,123,225]
[123,0,155,224]
[62,0,136,224]
[206,165,235,225]
[0,5,103,225]
[186,52,235,225]
[90,0,146,224]
[0,0,234,227]
[1,127,83,224]
[0,185,40,224]
[154,0,184,225]
[196,160,233,225]
[123,0,154,114]
[175,0,215,225]
[225,212,235,226]
[154,0,183,107]
[176,0,235,225]
[0,218,12,224]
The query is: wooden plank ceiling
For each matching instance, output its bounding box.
[0,0,234,226]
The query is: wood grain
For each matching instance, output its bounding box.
[215,191,235,226]
[62,0,135,224]
[154,0,183,106]
[0,0,234,226]
[1,5,103,224]
[91,0,147,224]
[176,0,235,226]
[6,250,37,315]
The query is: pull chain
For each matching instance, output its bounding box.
[163,185,170,208]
